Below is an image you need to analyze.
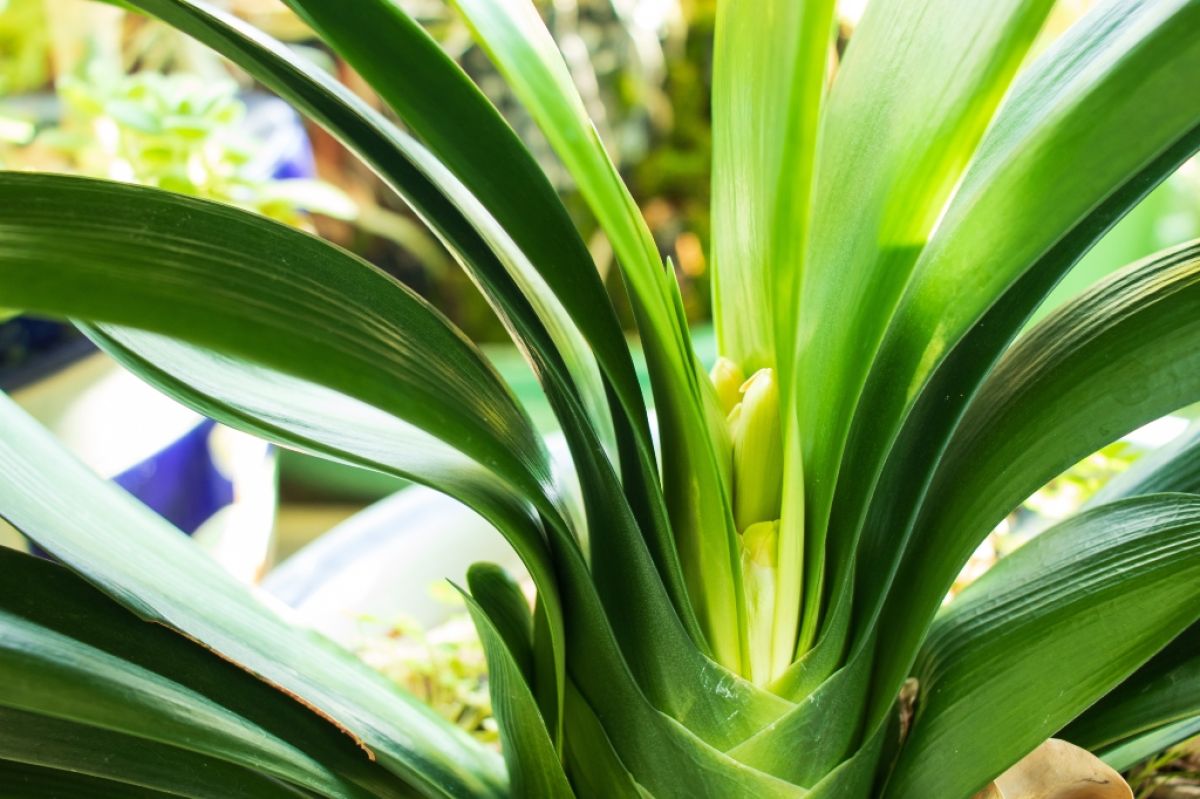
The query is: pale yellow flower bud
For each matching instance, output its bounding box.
[709,357,746,416]
[729,368,783,534]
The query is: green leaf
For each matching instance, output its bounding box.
[277,0,642,462]
[0,547,411,798]
[445,0,744,671]
[460,586,574,799]
[793,0,1055,649]
[444,0,672,350]
[0,395,505,799]
[886,494,1200,799]
[561,682,646,799]
[844,0,1200,681]
[1098,715,1200,772]
[0,706,312,798]
[1062,620,1200,753]
[0,172,556,517]
[875,240,1200,719]
[0,760,180,799]
[87,323,575,748]
[710,0,835,373]
[467,563,535,685]
[0,610,370,797]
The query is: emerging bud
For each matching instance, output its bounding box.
[741,519,779,684]
[709,357,746,416]
[729,368,783,534]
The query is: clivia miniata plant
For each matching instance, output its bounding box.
[1,0,1199,797]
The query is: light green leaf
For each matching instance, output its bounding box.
[1099,715,1200,772]
[795,0,1055,650]
[1090,419,1200,505]
[886,495,1200,799]
[710,0,835,373]
[875,240,1200,717]
[714,3,824,662]
[845,0,1200,680]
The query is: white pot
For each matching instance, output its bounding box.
[263,485,526,644]
[3,351,277,583]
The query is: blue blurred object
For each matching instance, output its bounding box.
[113,419,235,535]
[0,317,94,392]
[243,93,316,181]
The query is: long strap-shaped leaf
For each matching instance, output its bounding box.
[885,494,1200,799]
[272,0,695,658]
[1061,621,1200,755]
[0,759,182,799]
[0,173,555,516]
[0,547,412,798]
[276,0,640,467]
[841,0,1200,665]
[0,612,372,798]
[84,323,575,741]
[874,239,1200,716]
[1090,419,1200,506]
[116,0,721,706]
[792,0,1055,649]
[0,394,506,799]
[447,0,747,672]
[710,0,834,373]
[460,584,574,799]
[1058,422,1200,754]
[1098,715,1200,772]
[0,706,309,799]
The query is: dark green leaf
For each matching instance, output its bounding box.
[1062,620,1200,753]
[793,0,1055,649]
[0,394,505,799]
[460,587,574,798]
[886,495,1200,799]
[874,239,1200,718]
[467,563,535,685]
[0,706,310,799]
[0,546,410,798]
